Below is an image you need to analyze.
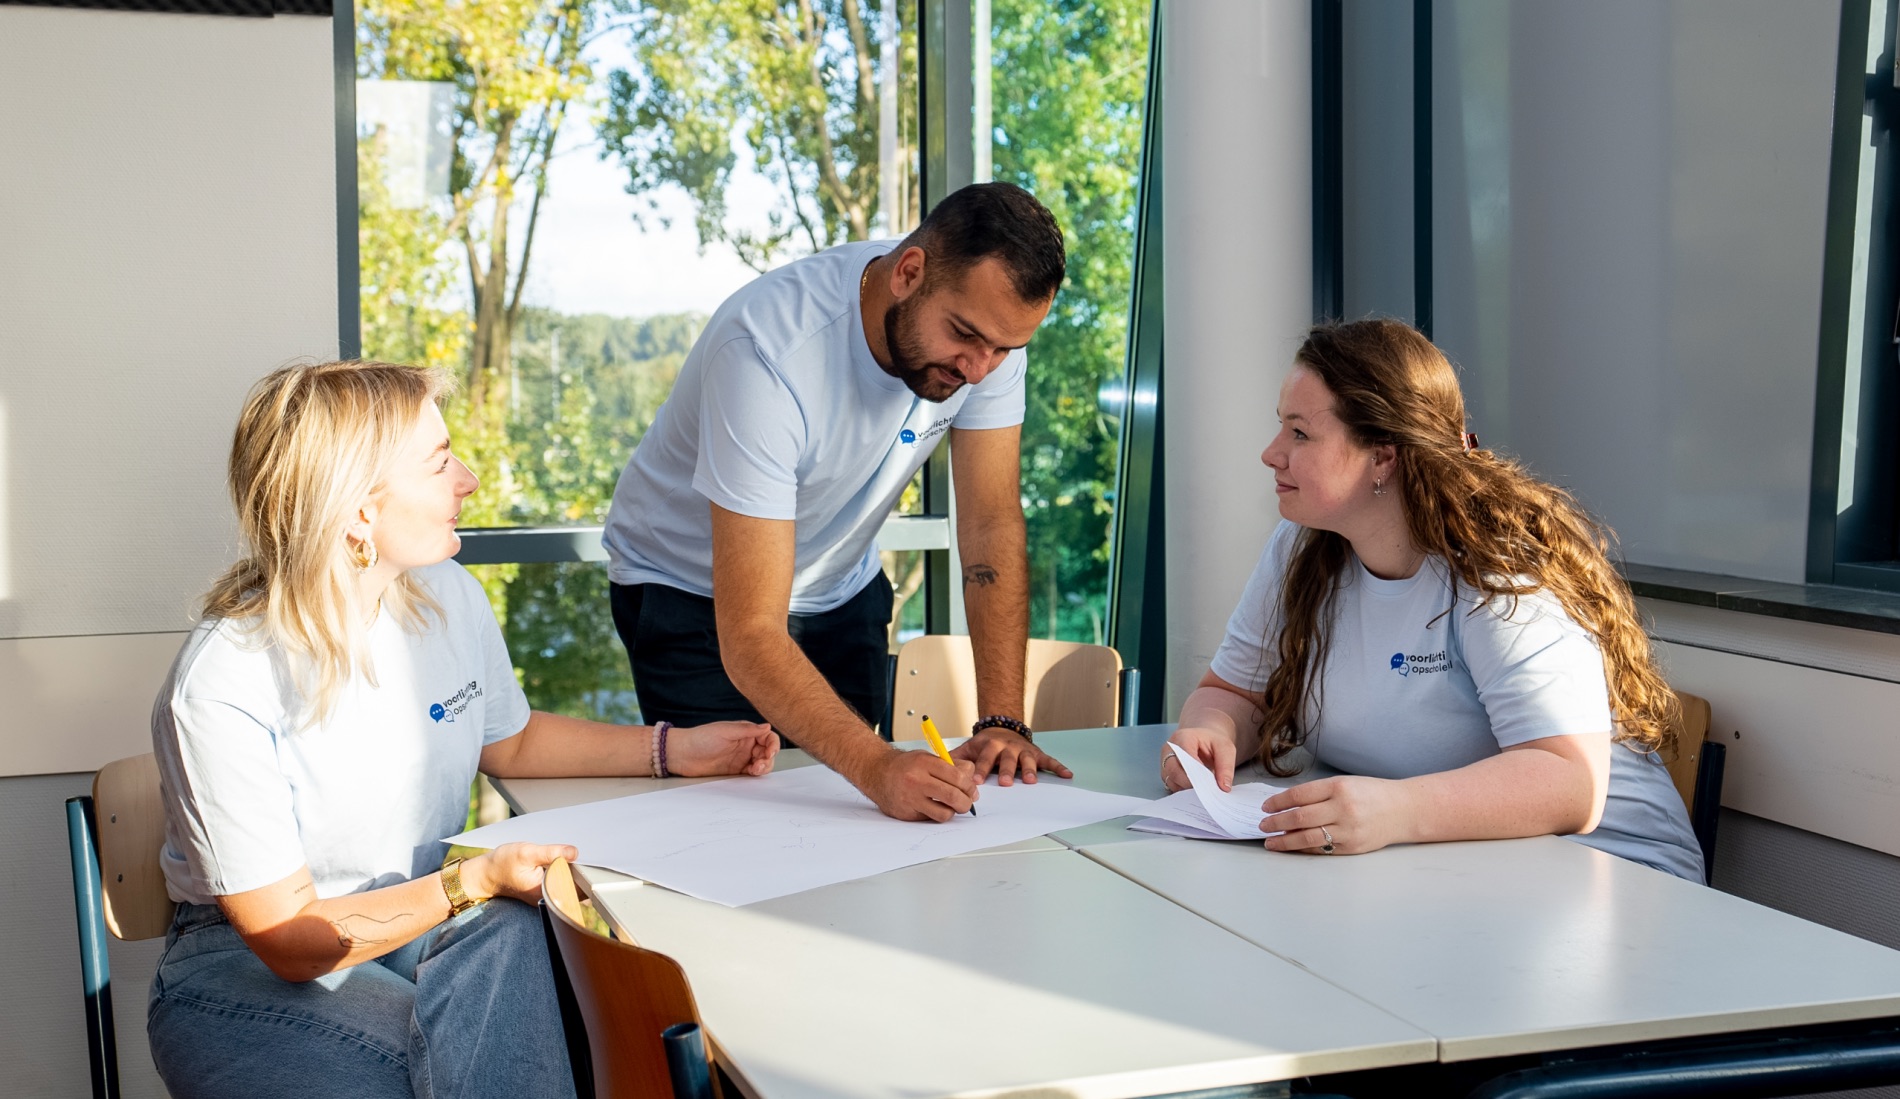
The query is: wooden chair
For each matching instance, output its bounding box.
[886,634,1133,742]
[1661,690,1727,884]
[541,858,719,1099]
[66,753,177,1099]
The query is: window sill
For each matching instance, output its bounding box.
[1622,563,1900,637]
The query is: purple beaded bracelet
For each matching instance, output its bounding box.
[651,720,673,778]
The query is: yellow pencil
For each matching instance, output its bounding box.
[919,715,975,816]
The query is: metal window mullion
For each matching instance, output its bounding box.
[1106,0,1166,722]
[918,0,974,636]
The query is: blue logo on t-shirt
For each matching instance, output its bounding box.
[1390,650,1450,677]
[427,680,483,725]
[899,428,917,444]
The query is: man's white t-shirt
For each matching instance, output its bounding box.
[1210,521,1704,881]
[152,562,531,904]
[602,239,1028,615]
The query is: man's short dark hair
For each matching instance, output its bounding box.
[901,182,1065,304]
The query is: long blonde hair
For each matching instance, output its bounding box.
[202,360,451,724]
[1258,319,1677,775]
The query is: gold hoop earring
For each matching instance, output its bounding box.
[352,537,379,573]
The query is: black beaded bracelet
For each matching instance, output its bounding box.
[972,715,1033,742]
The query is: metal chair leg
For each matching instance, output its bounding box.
[67,795,120,1099]
[663,1021,717,1099]
[1118,667,1143,727]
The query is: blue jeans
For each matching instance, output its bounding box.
[147,899,575,1099]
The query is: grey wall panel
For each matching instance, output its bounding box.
[1713,809,1900,1099]
[1161,0,1311,715]
[0,5,338,641]
[1432,0,1839,582]
[4,772,169,1099]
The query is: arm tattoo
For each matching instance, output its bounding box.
[962,563,999,588]
[330,913,406,950]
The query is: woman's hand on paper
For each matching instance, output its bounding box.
[670,721,780,777]
[1259,776,1410,855]
[1162,725,1238,793]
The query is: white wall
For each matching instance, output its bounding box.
[1430,0,1840,582]
[0,5,338,777]
[1160,0,1310,715]
[0,6,338,1095]
[1643,602,1900,859]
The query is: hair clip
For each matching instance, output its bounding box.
[1462,432,1480,453]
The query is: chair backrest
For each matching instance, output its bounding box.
[93,753,175,941]
[1663,691,1713,814]
[542,858,719,1099]
[887,635,1123,741]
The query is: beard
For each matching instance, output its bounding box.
[882,293,968,402]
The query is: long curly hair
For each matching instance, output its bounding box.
[1257,319,1676,776]
[201,360,451,726]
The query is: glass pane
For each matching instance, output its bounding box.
[984,0,1151,644]
[355,1,921,526]
[358,1,925,696]
[466,561,640,723]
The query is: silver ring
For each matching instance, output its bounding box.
[1320,826,1336,854]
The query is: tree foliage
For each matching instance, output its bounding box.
[599,0,919,268]
[358,0,594,408]
[992,0,1149,642]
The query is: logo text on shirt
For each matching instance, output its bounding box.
[429,680,483,723]
[900,417,953,447]
[1389,651,1449,678]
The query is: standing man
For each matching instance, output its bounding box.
[602,182,1072,822]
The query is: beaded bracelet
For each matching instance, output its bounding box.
[651,720,673,778]
[971,714,1033,743]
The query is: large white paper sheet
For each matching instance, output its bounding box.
[1128,744,1287,840]
[447,763,1156,907]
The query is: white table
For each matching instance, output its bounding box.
[1076,832,1900,1062]
[494,725,1900,1097]
[582,850,1432,1099]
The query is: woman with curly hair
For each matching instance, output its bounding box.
[1163,319,1702,881]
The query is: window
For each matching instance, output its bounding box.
[348,0,1154,719]
[1814,0,1900,591]
[984,0,1152,644]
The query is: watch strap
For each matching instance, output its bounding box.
[442,856,478,916]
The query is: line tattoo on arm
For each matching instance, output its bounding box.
[963,563,999,587]
[330,913,406,950]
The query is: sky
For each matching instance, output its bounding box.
[505,36,778,320]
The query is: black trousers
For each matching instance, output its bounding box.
[609,574,894,745]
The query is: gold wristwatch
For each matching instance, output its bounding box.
[441,856,479,916]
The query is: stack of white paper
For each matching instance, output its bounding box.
[1129,743,1288,841]
[447,762,1157,907]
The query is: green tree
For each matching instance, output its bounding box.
[992,0,1149,642]
[600,0,919,268]
[358,0,594,412]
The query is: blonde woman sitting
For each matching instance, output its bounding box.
[1164,319,1703,881]
[147,361,778,1099]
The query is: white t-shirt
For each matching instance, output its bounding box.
[152,562,531,904]
[1210,521,1704,881]
[603,239,1029,615]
